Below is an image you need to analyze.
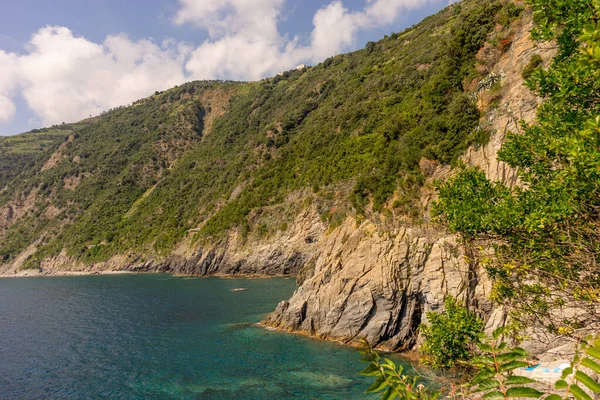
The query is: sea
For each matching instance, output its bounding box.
[0,274,419,399]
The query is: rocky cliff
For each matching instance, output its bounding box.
[263,12,556,351]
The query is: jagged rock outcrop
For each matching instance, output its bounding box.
[462,15,555,182]
[263,218,493,350]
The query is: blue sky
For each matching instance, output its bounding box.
[0,0,449,136]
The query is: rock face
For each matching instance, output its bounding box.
[6,207,326,277]
[264,219,493,350]
[462,14,555,182]
[263,13,554,350]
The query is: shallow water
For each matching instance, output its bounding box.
[0,274,418,399]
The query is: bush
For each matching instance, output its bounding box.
[522,54,543,79]
[361,331,600,400]
[419,296,484,369]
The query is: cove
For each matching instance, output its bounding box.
[0,274,420,399]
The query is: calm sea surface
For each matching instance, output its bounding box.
[0,274,418,399]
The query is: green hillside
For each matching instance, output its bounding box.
[0,0,522,268]
[0,125,85,189]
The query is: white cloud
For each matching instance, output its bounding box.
[0,0,439,126]
[12,26,190,125]
[306,1,365,62]
[181,0,438,80]
[0,51,19,122]
[174,0,285,41]
[0,95,16,123]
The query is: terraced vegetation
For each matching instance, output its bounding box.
[0,126,83,189]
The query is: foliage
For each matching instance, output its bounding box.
[420,295,485,369]
[432,166,517,237]
[360,339,440,400]
[0,126,77,189]
[522,54,543,79]
[362,0,600,397]
[433,0,600,334]
[361,331,600,400]
[550,335,600,400]
[0,81,218,263]
[469,328,542,399]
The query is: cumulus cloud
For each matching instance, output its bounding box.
[181,0,439,80]
[1,0,439,126]
[174,0,285,41]
[0,51,19,122]
[8,26,190,125]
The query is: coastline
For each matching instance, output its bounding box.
[257,321,422,361]
[0,269,135,278]
[0,268,297,279]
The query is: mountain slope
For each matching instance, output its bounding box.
[0,124,85,189]
[0,0,546,352]
[0,0,522,275]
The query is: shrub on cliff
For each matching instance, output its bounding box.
[419,296,484,369]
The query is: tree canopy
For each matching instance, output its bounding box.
[434,0,600,337]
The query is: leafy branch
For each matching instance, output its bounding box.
[468,328,542,399]
[360,339,441,400]
[548,335,600,400]
[360,332,600,400]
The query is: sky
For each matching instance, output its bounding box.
[0,0,451,136]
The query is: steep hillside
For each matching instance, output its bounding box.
[264,10,558,351]
[0,0,523,275]
[0,124,86,189]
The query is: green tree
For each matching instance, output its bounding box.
[433,0,600,336]
[420,296,484,369]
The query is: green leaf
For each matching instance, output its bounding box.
[544,395,562,400]
[506,386,543,398]
[505,375,537,385]
[575,370,600,393]
[383,358,397,369]
[472,355,496,366]
[492,327,505,340]
[360,364,380,376]
[512,347,528,357]
[382,386,398,400]
[366,376,388,393]
[478,342,494,352]
[587,346,600,360]
[561,367,573,379]
[472,379,501,392]
[471,369,496,385]
[555,379,568,389]
[496,352,523,363]
[499,360,528,372]
[570,384,593,400]
[581,357,600,374]
[483,390,506,399]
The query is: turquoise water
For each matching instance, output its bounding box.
[0,275,417,399]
